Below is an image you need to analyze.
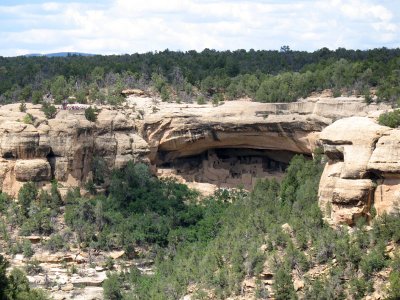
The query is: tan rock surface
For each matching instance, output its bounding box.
[332,179,374,204]
[0,97,389,199]
[15,159,51,182]
[0,121,49,159]
[374,178,400,216]
[318,116,400,225]
[319,117,389,179]
[142,100,330,163]
[368,129,400,173]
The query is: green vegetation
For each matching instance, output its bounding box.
[94,156,400,299]
[0,255,50,300]
[378,109,400,128]
[64,162,200,249]
[41,102,57,119]
[84,106,97,122]
[22,113,34,125]
[19,101,26,112]
[2,153,400,299]
[1,48,400,105]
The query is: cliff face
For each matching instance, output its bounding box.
[138,96,387,190]
[0,96,390,218]
[318,116,400,225]
[0,104,150,195]
[140,96,383,164]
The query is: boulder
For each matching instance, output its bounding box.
[121,89,146,96]
[61,283,74,292]
[331,179,374,204]
[14,159,51,182]
[109,250,125,259]
[293,278,305,291]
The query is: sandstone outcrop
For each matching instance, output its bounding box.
[0,104,149,195]
[318,116,400,225]
[140,97,386,164]
[15,159,51,182]
[138,96,387,189]
[0,96,389,197]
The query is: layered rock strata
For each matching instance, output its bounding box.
[0,96,388,197]
[0,104,150,195]
[318,117,400,225]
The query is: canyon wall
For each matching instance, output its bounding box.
[0,96,394,225]
[0,104,149,195]
[318,116,400,225]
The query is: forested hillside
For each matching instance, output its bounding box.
[1,156,400,299]
[1,47,400,105]
[99,156,400,299]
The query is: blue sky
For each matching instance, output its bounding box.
[0,0,399,56]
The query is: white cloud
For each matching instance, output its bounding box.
[0,0,399,56]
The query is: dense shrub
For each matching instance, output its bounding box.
[103,273,123,300]
[22,113,34,124]
[85,106,97,122]
[3,152,399,299]
[41,102,57,119]
[1,48,400,105]
[0,255,49,299]
[18,182,38,217]
[378,110,400,128]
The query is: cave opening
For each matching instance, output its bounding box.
[157,148,300,189]
[47,150,57,180]
[3,152,15,159]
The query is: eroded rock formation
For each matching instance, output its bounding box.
[139,96,387,189]
[0,104,150,195]
[318,116,400,225]
[0,96,389,203]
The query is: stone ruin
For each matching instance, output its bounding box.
[158,148,293,189]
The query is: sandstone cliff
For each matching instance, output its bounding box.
[318,116,400,225]
[0,104,149,195]
[0,96,388,200]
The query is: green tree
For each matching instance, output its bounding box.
[20,85,32,101]
[19,101,27,112]
[31,91,42,105]
[6,268,30,299]
[91,67,105,86]
[41,102,57,119]
[22,240,34,258]
[103,273,122,300]
[388,271,400,300]
[273,266,297,300]
[92,156,109,185]
[50,181,63,208]
[378,110,400,128]
[50,75,69,103]
[18,182,38,217]
[85,106,97,122]
[0,255,9,300]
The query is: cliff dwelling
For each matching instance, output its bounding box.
[157,148,297,189]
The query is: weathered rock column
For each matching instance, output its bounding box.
[318,117,391,225]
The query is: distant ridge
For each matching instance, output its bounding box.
[25,52,96,57]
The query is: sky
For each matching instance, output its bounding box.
[0,0,399,56]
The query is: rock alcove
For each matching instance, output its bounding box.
[156,148,300,189]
